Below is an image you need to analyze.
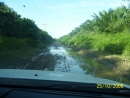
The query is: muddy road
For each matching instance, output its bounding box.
[10,41,86,74]
[2,41,130,84]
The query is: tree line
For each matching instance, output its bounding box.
[0,2,53,51]
[59,4,130,55]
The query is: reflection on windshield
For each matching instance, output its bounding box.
[1,0,130,87]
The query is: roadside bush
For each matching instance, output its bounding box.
[0,36,34,52]
[88,32,130,55]
[123,46,130,56]
[59,29,130,56]
[104,43,124,54]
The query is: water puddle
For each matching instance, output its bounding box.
[11,41,130,85]
[45,45,130,84]
[48,46,86,74]
[68,50,130,85]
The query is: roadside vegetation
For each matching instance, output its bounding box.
[0,2,53,67]
[61,31,130,56]
[58,4,130,82]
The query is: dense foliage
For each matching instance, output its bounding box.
[59,4,130,56]
[0,2,53,52]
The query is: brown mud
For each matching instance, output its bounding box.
[4,41,63,71]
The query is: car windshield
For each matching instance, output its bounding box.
[1,0,130,89]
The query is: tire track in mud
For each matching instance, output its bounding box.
[10,41,86,74]
[11,48,64,71]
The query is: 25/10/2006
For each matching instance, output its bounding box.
[97,84,124,88]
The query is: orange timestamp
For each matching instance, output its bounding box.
[97,83,124,88]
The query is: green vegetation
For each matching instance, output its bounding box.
[59,5,130,56]
[0,2,53,67]
[59,31,130,56]
[58,4,130,82]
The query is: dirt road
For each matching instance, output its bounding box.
[9,41,61,70]
[8,41,85,74]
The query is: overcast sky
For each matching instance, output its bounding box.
[2,0,129,38]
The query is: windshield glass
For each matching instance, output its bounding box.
[1,0,130,89]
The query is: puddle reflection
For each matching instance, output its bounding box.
[47,46,85,74]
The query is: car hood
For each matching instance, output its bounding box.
[0,69,130,88]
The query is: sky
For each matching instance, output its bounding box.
[1,0,129,38]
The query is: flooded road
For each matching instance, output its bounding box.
[8,41,130,84]
[48,46,86,74]
[10,41,87,75]
[2,41,130,85]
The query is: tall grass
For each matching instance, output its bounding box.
[89,32,130,55]
[60,31,130,56]
[0,36,29,52]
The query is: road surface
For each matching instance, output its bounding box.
[10,41,87,74]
